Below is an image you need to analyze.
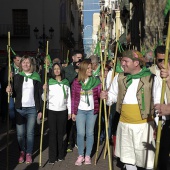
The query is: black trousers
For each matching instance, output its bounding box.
[48,109,67,162]
[158,119,170,170]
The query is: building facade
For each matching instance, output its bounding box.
[0,0,83,65]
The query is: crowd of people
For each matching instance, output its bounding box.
[1,46,170,169]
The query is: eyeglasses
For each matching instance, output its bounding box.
[157,59,165,63]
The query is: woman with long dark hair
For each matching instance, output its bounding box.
[42,62,71,164]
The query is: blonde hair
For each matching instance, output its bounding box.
[78,60,91,82]
[19,55,36,73]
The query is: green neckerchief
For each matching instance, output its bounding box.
[48,78,70,99]
[92,64,100,77]
[11,63,19,74]
[126,67,151,88]
[19,71,41,82]
[80,77,101,106]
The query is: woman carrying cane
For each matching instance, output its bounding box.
[6,55,42,164]
[42,62,71,164]
[71,59,101,166]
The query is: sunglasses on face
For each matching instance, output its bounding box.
[157,59,165,63]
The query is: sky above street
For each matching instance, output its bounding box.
[83,0,100,56]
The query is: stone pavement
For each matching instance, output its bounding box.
[0,119,121,170]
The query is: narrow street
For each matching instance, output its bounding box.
[0,118,121,170]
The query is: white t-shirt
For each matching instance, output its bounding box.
[78,78,94,110]
[42,83,71,114]
[107,74,161,106]
[22,74,35,107]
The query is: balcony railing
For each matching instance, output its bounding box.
[0,24,30,38]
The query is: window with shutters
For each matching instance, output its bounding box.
[13,9,30,36]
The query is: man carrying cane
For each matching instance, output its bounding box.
[100,50,161,170]
[153,46,170,170]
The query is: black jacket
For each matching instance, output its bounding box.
[12,74,42,113]
[64,63,77,84]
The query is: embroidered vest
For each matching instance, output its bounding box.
[116,73,155,119]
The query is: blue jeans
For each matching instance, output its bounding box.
[76,109,97,156]
[16,107,37,154]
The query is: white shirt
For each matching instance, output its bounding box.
[106,69,113,90]
[78,89,94,110]
[107,74,161,106]
[22,74,35,107]
[153,65,169,121]
[42,83,71,114]
[78,78,94,110]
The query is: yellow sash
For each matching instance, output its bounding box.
[120,104,153,124]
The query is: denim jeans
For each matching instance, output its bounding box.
[76,109,97,156]
[16,107,37,154]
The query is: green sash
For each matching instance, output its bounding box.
[49,78,70,99]
[126,67,151,88]
[80,77,101,106]
[19,71,41,82]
